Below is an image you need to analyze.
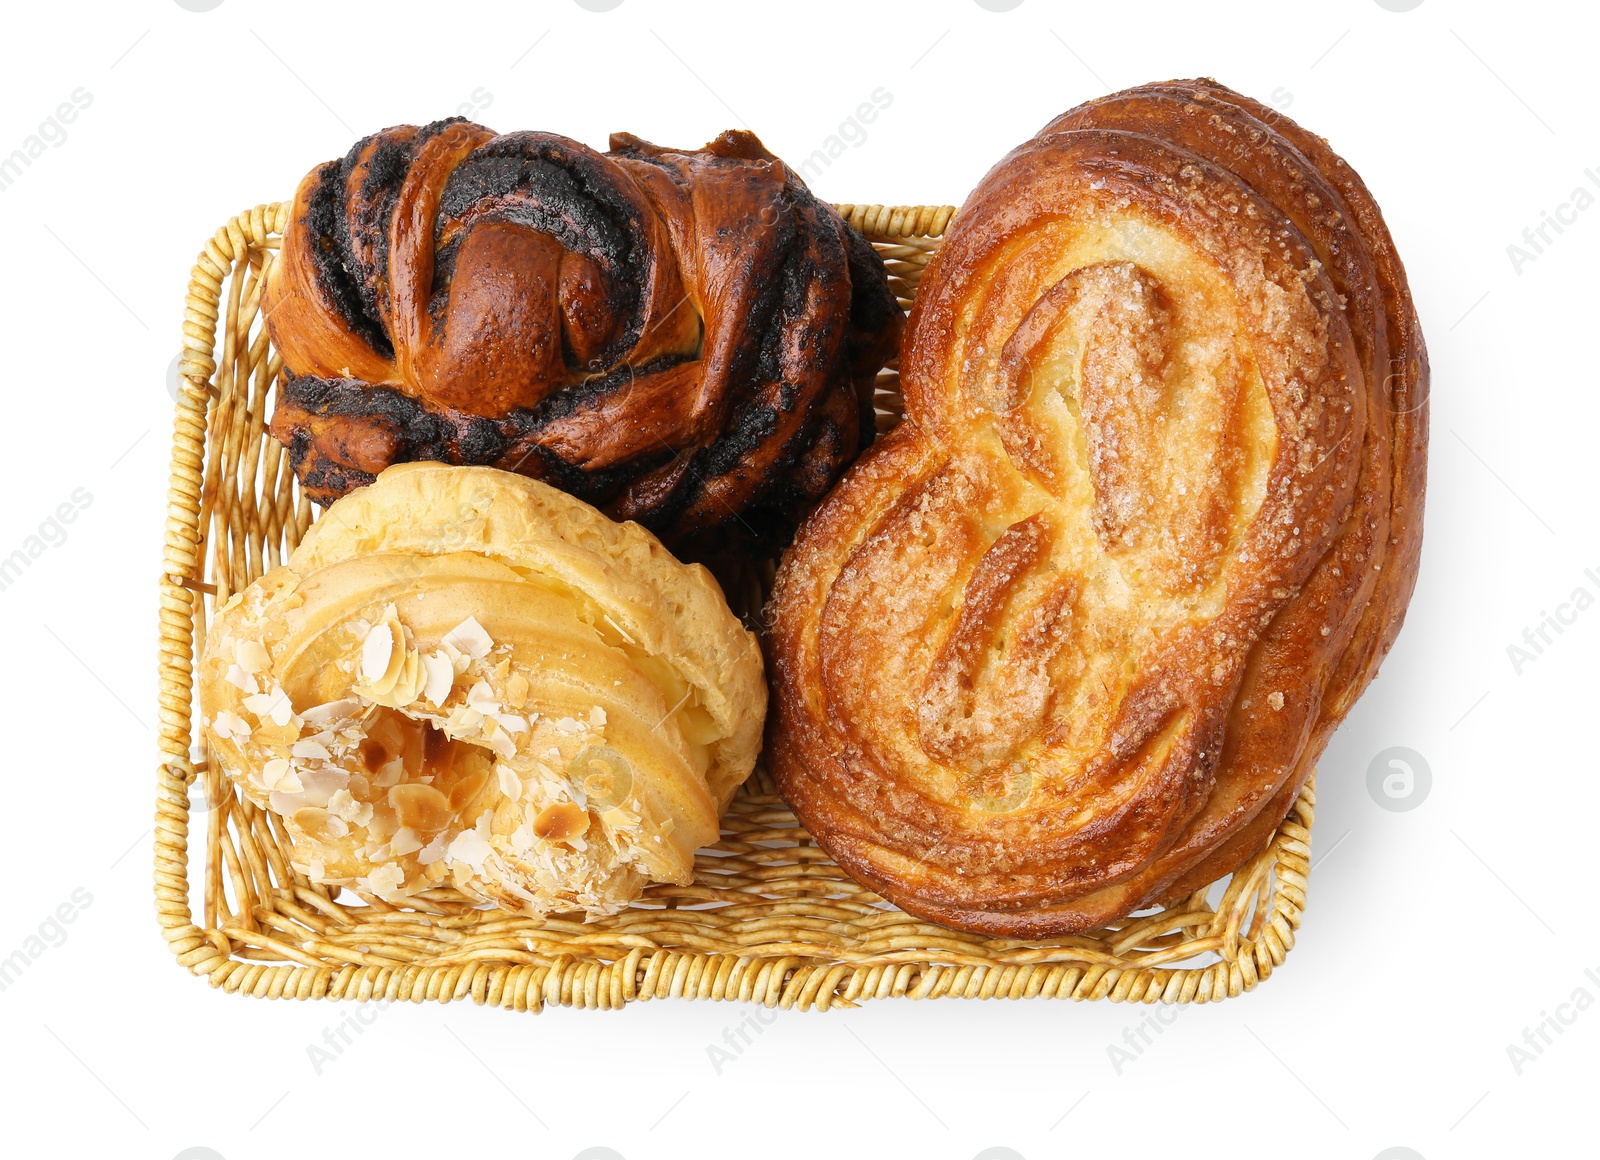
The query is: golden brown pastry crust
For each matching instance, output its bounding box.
[198,462,765,917]
[766,79,1428,937]
[262,120,901,559]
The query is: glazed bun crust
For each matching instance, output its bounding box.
[262,120,901,559]
[766,79,1427,937]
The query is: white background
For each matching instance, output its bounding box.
[0,1,1593,1157]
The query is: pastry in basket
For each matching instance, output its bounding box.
[197,462,765,917]
[765,79,1429,937]
[261,118,901,559]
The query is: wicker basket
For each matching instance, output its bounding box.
[154,201,1315,1011]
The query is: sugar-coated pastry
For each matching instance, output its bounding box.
[262,119,901,559]
[765,79,1429,937]
[198,462,766,916]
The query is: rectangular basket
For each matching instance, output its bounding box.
[153,201,1314,1011]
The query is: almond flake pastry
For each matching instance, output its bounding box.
[197,462,766,917]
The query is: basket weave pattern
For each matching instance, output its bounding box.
[154,202,1314,1011]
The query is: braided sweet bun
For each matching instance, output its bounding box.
[198,462,765,917]
[263,119,901,558]
[766,79,1428,937]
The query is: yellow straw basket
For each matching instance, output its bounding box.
[154,201,1315,1011]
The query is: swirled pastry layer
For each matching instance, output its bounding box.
[767,79,1428,937]
[198,463,765,917]
[263,120,901,558]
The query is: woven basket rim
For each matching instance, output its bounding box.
[153,200,1313,1011]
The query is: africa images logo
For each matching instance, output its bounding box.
[1505,565,1600,674]
[1366,747,1431,813]
[0,488,94,594]
[1506,168,1600,274]
[0,90,93,194]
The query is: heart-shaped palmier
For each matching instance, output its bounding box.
[765,79,1428,937]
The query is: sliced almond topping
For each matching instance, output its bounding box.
[394,648,425,707]
[505,671,531,708]
[211,710,251,742]
[447,769,490,813]
[327,789,359,819]
[421,650,455,707]
[389,782,453,832]
[445,826,493,870]
[234,639,271,674]
[389,827,424,856]
[466,681,500,716]
[484,726,517,760]
[441,616,494,661]
[292,806,348,842]
[509,821,534,854]
[327,788,373,827]
[365,803,400,842]
[362,862,405,897]
[356,611,415,706]
[533,801,589,842]
[360,618,397,683]
[242,683,296,728]
[496,764,522,801]
[417,832,449,865]
[302,698,361,727]
[262,758,301,793]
